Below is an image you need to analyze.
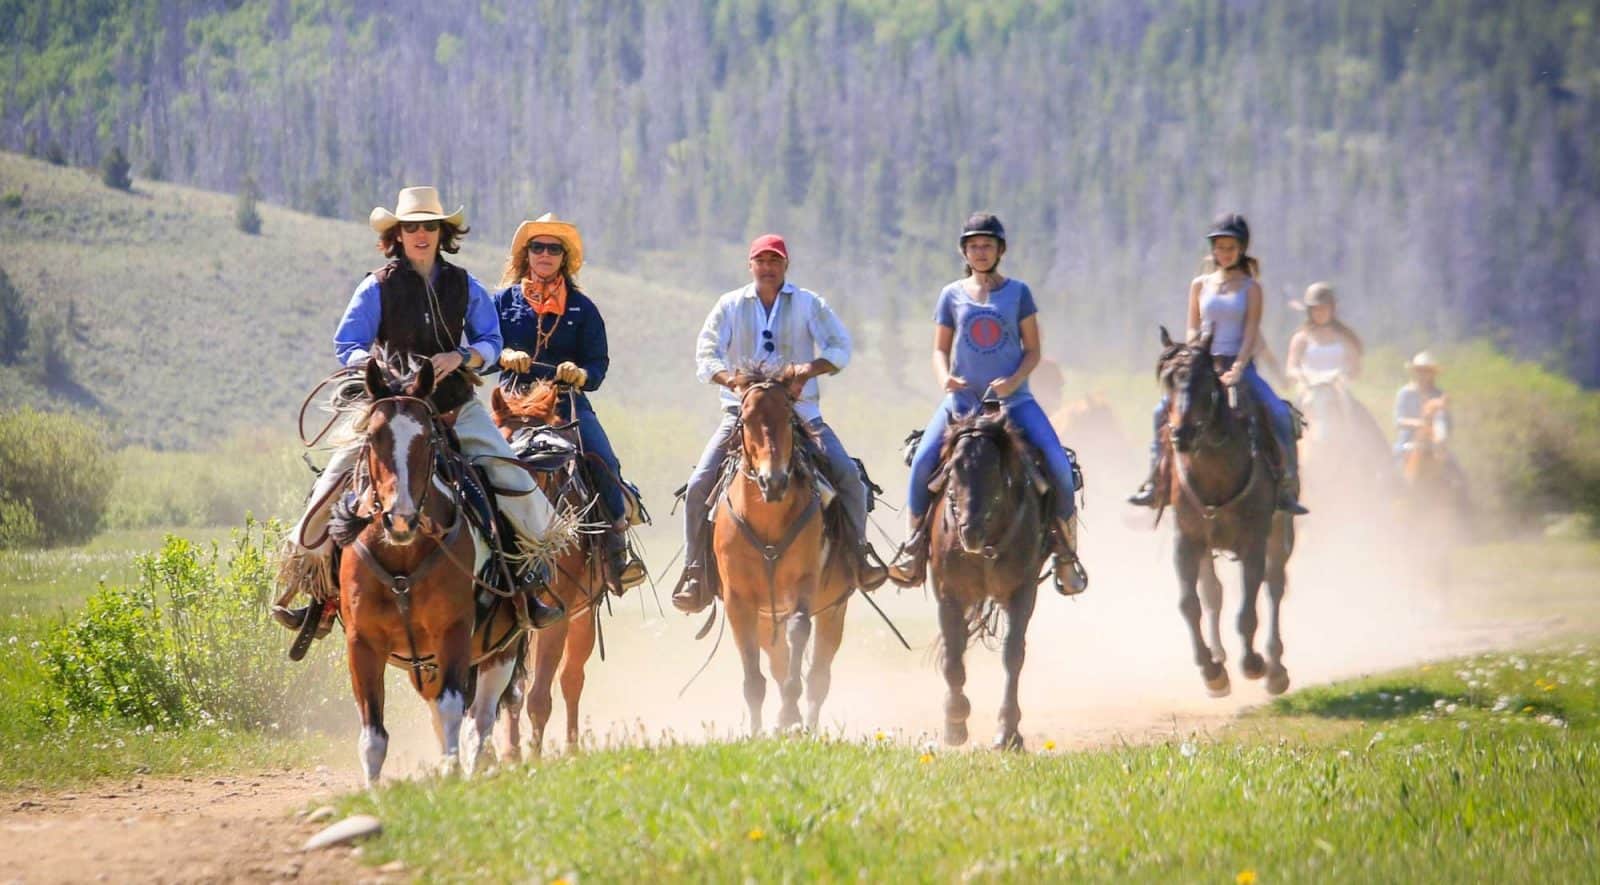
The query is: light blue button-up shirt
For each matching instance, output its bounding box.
[695,281,852,423]
[332,263,502,368]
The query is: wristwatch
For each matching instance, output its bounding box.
[455,346,476,369]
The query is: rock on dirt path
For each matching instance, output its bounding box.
[0,768,383,884]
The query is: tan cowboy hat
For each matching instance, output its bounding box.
[509,213,584,276]
[1289,281,1336,311]
[1407,350,1441,371]
[368,186,466,234]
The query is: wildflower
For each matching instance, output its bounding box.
[919,753,934,765]
[1236,869,1258,885]
[1179,741,1197,758]
[746,828,765,842]
[874,730,887,742]
[1043,739,1057,751]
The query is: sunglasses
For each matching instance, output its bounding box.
[400,221,441,233]
[527,241,566,256]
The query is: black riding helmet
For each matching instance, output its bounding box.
[959,212,1006,245]
[1206,212,1250,249]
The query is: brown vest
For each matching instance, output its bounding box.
[372,258,473,413]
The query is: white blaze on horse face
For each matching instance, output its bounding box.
[385,412,426,526]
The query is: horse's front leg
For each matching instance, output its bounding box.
[347,634,389,788]
[937,592,971,746]
[1198,554,1226,666]
[993,582,1037,751]
[1236,538,1267,681]
[464,652,518,776]
[1176,533,1229,696]
[804,604,847,732]
[726,593,766,737]
[427,622,472,776]
[560,606,598,748]
[1263,519,1292,695]
[778,603,811,732]
[524,619,567,759]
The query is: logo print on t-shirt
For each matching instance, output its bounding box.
[964,313,1007,354]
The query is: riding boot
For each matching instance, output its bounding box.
[854,541,890,592]
[514,561,566,630]
[886,512,929,588]
[671,562,716,614]
[1050,517,1089,596]
[271,600,337,637]
[603,519,647,595]
[1127,450,1165,508]
[1262,425,1309,515]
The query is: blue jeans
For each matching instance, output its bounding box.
[907,395,1077,521]
[1148,360,1296,472]
[575,407,626,520]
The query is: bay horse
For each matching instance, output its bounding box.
[340,358,524,784]
[1158,328,1295,697]
[927,407,1049,750]
[715,368,852,735]
[489,382,604,757]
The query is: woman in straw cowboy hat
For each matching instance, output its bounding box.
[1285,281,1364,389]
[495,213,647,592]
[272,187,566,641]
[1394,350,1449,456]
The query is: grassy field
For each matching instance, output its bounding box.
[334,646,1600,882]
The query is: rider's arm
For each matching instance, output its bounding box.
[1285,330,1308,385]
[459,275,502,369]
[574,300,609,391]
[1344,337,1363,379]
[933,324,956,387]
[333,275,381,367]
[1184,277,1202,342]
[803,291,851,377]
[1237,280,1264,365]
[696,294,735,388]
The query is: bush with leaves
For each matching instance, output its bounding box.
[0,408,115,547]
[100,146,132,191]
[40,520,342,729]
[235,180,262,235]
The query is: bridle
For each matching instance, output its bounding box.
[1165,351,1234,453]
[362,394,442,537]
[940,422,1030,561]
[735,380,801,487]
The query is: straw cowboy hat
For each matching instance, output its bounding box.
[1290,281,1336,311]
[509,213,584,275]
[368,186,465,234]
[1407,350,1441,371]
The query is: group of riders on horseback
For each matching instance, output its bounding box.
[269,186,1458,663]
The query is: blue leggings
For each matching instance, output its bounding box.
[574,408,627,520]
[907,395,1077,521]
[1148,360,1296,471]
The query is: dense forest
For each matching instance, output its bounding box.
[3,0,1597,382]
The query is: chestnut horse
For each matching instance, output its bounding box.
[716,368,852,734]
[489,382,603,756]
[1400,397,1471,531]
[1158,329,1296,698]
[927,407,1049,750]
[340,359,524,784]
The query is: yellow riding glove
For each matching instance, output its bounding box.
[556,361,588,388]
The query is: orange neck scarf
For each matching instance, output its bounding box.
[521,274,568,317]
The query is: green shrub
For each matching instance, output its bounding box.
[235,180,262,235]
[0,408,116,547]
[99,146,132,191]
[0,191,20,209]
[0,494,42,548]
[104,435,306,530]
[40,520,339,729]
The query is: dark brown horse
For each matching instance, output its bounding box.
[1158,329,1295,697]
[488,382,602,757]
[340,359,524,784]
[927,408,1048,750]
[715,368,852,735]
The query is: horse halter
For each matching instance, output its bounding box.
[363,394,441,538]
[736,380,801,487]
[1167,352,1231,451]
[943,425,1023,560]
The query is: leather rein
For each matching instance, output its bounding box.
[1165,354,1260,523]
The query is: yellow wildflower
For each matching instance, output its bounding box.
[1043,739,1058,751]
[746,828,765,842]
[919,753,934,765]
[1236,869,1258,885]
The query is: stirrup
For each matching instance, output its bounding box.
[1052,553,1088,596]
[1127,481,1161,508]
[671,566,715,614]
[886,541,927,588]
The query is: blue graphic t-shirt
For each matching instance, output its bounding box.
[934,278,1038,407]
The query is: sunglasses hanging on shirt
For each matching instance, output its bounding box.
[762,329,775,353]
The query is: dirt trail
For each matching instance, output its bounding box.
[1,509,1559,883]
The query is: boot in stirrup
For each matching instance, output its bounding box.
[855,542,890,592]
[671,563,716,614]
[1276,472,1309,515]
[886,514,929,588]
[604,519,647,595]
[1127,454,1164,508]
[514,561,566,629]
[1051,517,1088,595]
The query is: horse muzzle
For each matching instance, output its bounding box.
[380,509,420,544]
[755,469,789,503]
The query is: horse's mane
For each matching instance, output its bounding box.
[937,410,1024,465]
[729,362,805,390]
[498,380,561,424]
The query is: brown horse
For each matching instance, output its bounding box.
[1400,397,1471,527]
[715,368,852,735]
[488,382,603,757]
[340,359,524,784]
[927,408,1048,750]
[1158,329,1295,698]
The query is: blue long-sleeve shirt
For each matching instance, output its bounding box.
[333,265,502,368]
[493,285,610,413]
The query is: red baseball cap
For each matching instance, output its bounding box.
[748,233,788,260]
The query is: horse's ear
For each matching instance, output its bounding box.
[409,359,436,399]
[489,386,510,422]
[1160,325,1174,348]
[364,357,390,400]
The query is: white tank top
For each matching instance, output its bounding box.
[1302,338,1346,375]
[1199,276,1250,356]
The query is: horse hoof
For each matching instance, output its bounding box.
[992,732,1025,752]
[1203,666,1231,698]
[1241,653,1267,680]
[944,722,969,746]
[1266,668,1291,696]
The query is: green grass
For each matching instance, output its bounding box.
[337,646,1600,882]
